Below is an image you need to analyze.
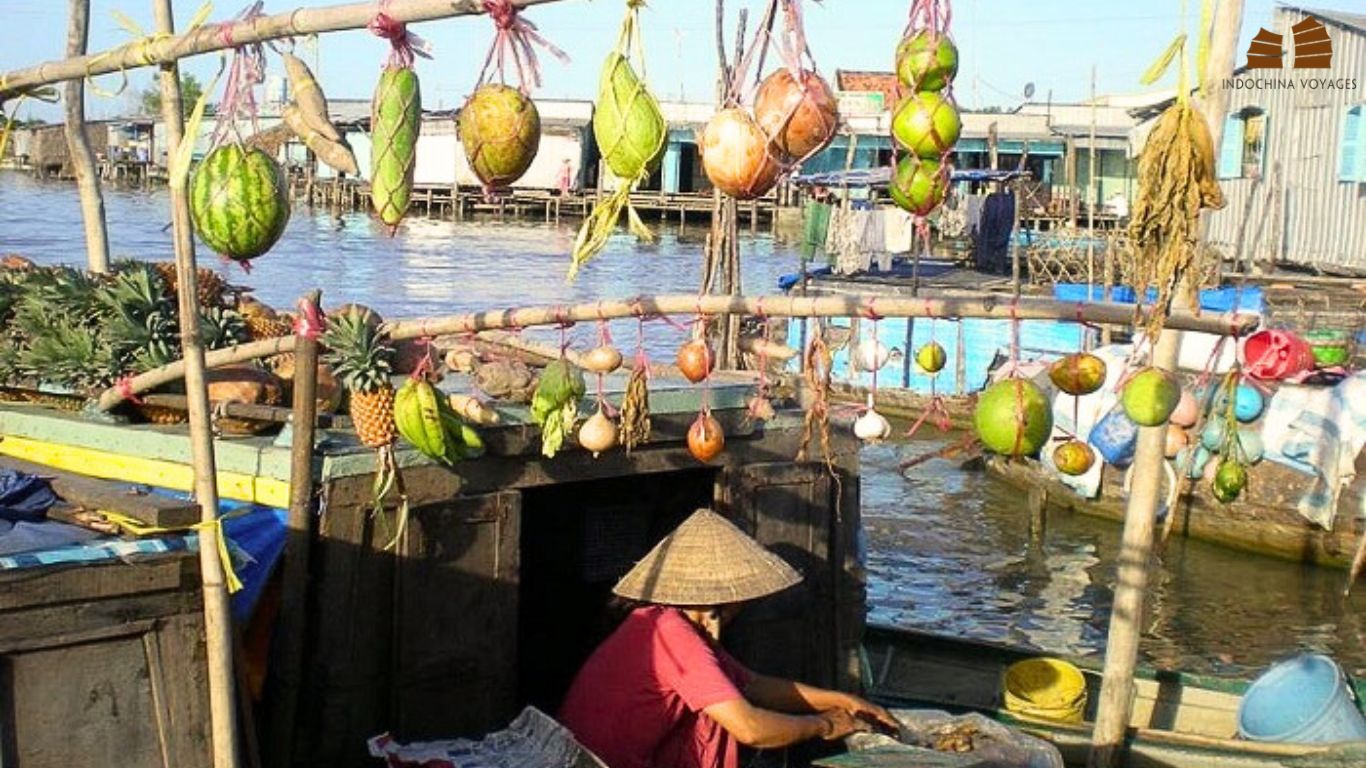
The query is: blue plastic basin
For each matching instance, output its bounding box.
[1237,654,1366,744]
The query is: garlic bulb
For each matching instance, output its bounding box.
[851,339,892,372]
[853,396,892,442]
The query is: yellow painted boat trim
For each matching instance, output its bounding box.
[0,435,290,508]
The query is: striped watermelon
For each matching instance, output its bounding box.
[371,67,421,227]
[189,144,290,262]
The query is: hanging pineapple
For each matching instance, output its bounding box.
[322,306,406,548]
[569,0,666,278]
[368,12,429,230]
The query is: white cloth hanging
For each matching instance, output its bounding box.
[884,207,918,253]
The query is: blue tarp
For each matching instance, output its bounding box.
[1053,283,1265,313]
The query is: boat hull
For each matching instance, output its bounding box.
[861,625,1366,768]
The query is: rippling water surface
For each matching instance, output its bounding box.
[4,172,1363,679]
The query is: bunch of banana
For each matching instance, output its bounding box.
[395,377,485,466]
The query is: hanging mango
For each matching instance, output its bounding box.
[889,0,959,221]
[187,19,289,267]
[569,1,667,279]
[751,1,840,164]
[367,12,430,230]
[460,1,567,194]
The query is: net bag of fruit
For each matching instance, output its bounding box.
[459,0,568,195]
[367,5,430,231]
[569,0,667,280]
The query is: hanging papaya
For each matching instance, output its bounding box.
[370,66,421,228]
[754,68,839,162]
[700,108,783,201]
[459,84,541,191]
[888,155,947,216]
[892,91,961,159]
[896,30,959,92]
[189,143,290,263]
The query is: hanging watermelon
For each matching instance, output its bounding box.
[460,84,541,191]
[189,144,290,263]
[753,68,839,162]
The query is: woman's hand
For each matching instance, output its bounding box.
[817,708,869,741]
[835,693,899,732]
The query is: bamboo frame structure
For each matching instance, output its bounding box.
[63,0,110,273]
[0,0,563,101]
[95,293,1259,412]
[152,1,240,765]
[1087,2,1246,765]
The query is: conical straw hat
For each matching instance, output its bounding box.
[612,509,803,605]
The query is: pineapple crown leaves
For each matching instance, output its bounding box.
[199,307,250,350]
[321,308,395,394]
[17,317,117,391]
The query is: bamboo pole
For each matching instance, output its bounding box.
[0,0,569,100]
[96,294,1257,412]
[152,2,241,767]
[1087,3,1244,766]
[63,0,110,273]
[267,291,321,768]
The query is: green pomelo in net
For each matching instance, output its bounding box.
[593,52,666,181]
[896,30,959,92]
[888,156,948,216]
[892,92,961,159]
[974,378,1052,456]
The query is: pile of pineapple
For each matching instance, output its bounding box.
[0,260,327,430]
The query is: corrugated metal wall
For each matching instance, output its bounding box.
[1207,8,1366,273]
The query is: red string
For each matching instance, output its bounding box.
[477,0,570,92]
[904,394,952,438]
[369,0,432,70]
[293,298,324,340]
[210,3,267,148]
[116,376,146,406]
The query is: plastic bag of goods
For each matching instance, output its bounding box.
[846,709,1064,768]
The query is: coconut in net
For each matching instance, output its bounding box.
[187,4,291,270]
[569,0,668,280]
[749,1,840,167]
[368,4,430,231]
[887,0,960,251]
[460,1,568,195]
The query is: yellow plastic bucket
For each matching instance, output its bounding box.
[1003,658,1088,723]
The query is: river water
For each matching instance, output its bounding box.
[2,172,1362,680]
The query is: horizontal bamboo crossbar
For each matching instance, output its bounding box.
[0,0,565,102]
[95,293,1259,412]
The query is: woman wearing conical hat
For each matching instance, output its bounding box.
[559,509,897,768]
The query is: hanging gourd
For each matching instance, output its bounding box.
[187,30,289,266]
[368,12,429,230]
[974,378,1052,457]
[889,0,959,219]
[896,29,958,92]
[892,91,961,159]
[754,68,839,162]
[570,2,667,279]
[889,156,948,216]
[460,1,566,193]
[701,108,783,201]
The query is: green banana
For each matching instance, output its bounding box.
[413,376,448,463]
[396,377,486,466]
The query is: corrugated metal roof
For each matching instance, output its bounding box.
[1281,5,1366,32]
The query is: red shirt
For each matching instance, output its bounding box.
[559,606,753,768]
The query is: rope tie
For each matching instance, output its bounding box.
[293,298,324,340]
[368,0,433,70]
[96,508,248,593]
[477,0,569,93]
[115,376,146,406]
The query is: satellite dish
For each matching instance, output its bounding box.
[1024,82,1036,100]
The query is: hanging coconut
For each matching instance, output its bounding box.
[888,156,948,216]
[700,108,783,201]
[896,30,959,92]
[189,144,290,263]
[460,84,541,191]
[1121,367,1181,427]
[1048,352,1107,396]
[892,91,961,159]
[973,379,1052,457]
[754,68,839,162]
[370,66,421,227]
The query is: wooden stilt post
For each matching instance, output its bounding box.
[63,0,110,273]
[1087,3,1244,766]
[266,290,322,768]
[152,2,242,767]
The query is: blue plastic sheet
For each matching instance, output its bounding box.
[1052,283,1264,313]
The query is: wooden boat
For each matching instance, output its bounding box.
[983,454,1365,570]
[861,624,1366,768]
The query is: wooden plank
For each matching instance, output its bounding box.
[0,555,190,612]
[0,455,200,528]
[0,585,200,650]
